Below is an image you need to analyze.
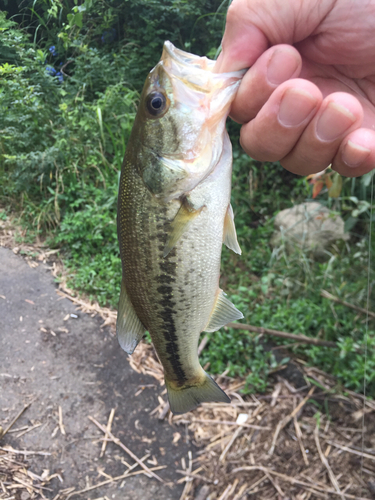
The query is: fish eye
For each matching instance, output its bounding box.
[146,92,168,117]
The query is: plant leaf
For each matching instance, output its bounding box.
[325,176,333,189]
[328,172,343,198]
[312,180,324,198]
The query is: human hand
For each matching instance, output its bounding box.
[215,0,375,177]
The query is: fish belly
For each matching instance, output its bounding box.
[118,134,234,412]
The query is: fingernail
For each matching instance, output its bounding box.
[278,88,317,127]
[267,49,299,85]
[316,102,356,141]
[342,140,371,167]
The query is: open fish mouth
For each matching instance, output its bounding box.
[160,40,245,114]
[161,40,245,84]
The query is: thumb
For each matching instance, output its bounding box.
[215,0,335,73]
[215,22,268,72]
[215,9,268,72]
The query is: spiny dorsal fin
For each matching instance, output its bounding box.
[116,280,146,354]
[204,289,243,332]
[223,204,241,255]
[163,199,204,258]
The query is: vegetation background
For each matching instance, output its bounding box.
[0,0,374,398]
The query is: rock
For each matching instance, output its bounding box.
[271,202,348,260]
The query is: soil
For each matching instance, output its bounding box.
[0,246,191,499]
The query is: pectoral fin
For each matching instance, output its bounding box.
[116,280,146,354]
[204,289,244,332]
[163,198,204,257]
[223,204,241,255]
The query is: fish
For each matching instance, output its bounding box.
[117,41,244,415]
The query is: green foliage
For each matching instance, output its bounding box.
[200,330,285,394]
[54,181,121,304]
[1,0,374,398]
[217,161,375,394]
[0,2,135,305]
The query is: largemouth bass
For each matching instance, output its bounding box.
[117,41,244,414]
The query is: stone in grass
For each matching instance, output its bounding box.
[270,202,349,260]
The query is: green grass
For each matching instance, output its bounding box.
[210,158,375,394]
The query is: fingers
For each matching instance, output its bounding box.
[231,45,302,123]
[281,93,363,175]
[239,79,323,164]
[333,129,375,177]
[240,87,367,177]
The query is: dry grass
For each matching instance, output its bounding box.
[130,342,375,500]
[0,448,60,500]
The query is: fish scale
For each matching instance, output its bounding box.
[117,41,244,414]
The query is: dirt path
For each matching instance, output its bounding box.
[0,246,190,499]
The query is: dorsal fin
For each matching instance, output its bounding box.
[204,289,243,332]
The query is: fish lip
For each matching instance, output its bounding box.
[162,40,216,72]
[162,40,246,79]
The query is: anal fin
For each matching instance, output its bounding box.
[204,289,244,332]
[116,280,146,354]
[223,204,241,255]
[163,198,204,257]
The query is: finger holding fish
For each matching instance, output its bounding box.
[238,78,322,166]
[225,44,303,124]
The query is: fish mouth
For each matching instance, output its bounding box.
[162,41,216,73]
[161,41,246,93]
[160,41,245,156]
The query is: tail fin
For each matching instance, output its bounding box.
[166,372,230,415]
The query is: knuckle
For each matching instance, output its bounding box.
[240,127,280,162]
